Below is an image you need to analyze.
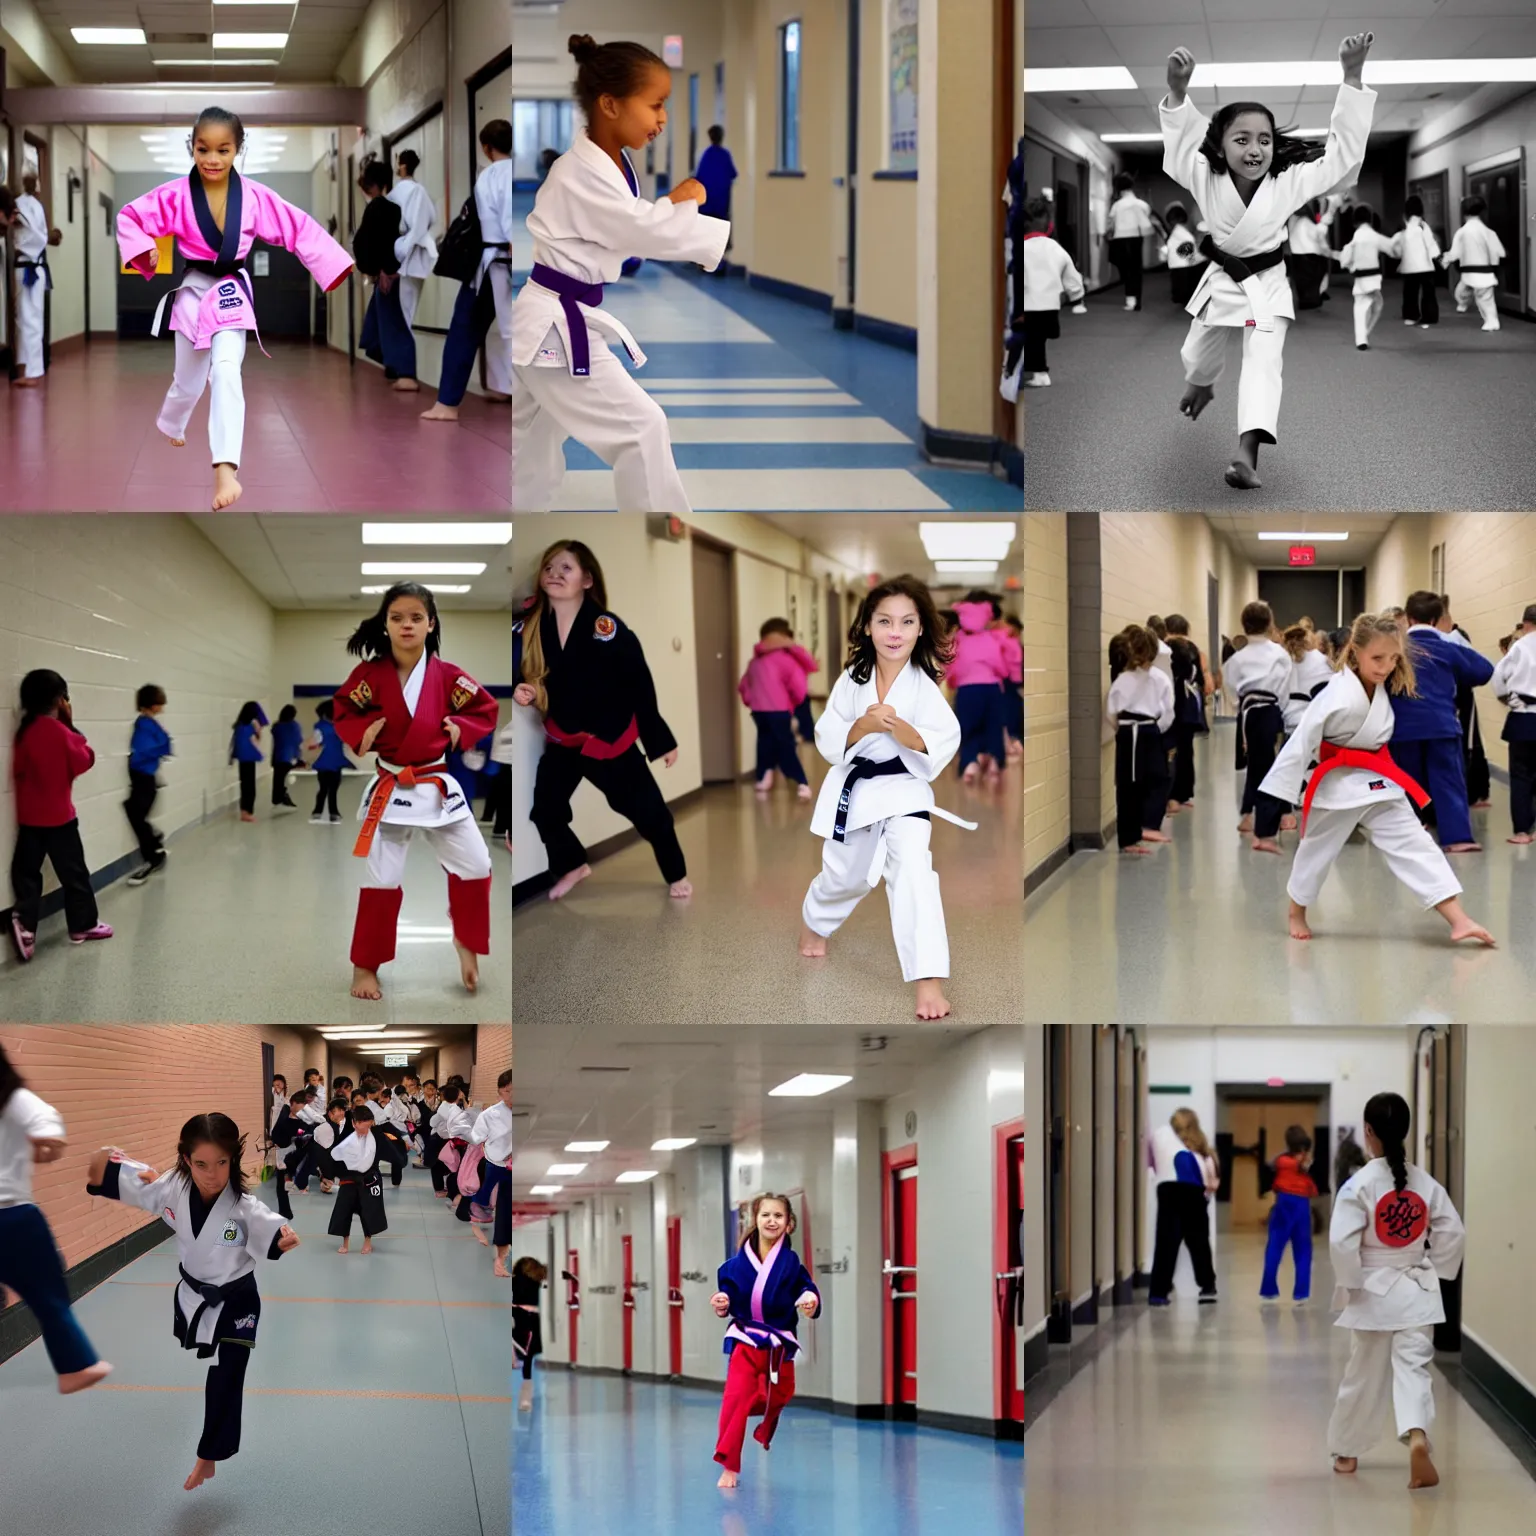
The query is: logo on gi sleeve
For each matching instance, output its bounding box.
[348,679,374,709]
[1373,1188,1428,1247]
[449,675,479,711]
[594,615,617,642]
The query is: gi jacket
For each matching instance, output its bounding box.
[1261,668,1404,812]
[718,1235,821,1360]
[1392,626,1494,742]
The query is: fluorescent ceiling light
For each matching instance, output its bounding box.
[158,58,279,66]
[1257,531,1349,541]
[529,1185,563,1195]
[363,522,512,545]
[1025,66,1136,92]
[918,521,1016,561]
[547,1163,587,1176]
[616,1171,658,1183]
[768,1073,853,1098]
[214,1,295,5]
[361,562,487,576]
[1192,58,1536,89]
[360,584,473,595]
[214,33,289,48]
[935,560,1001,575]
[652,1137,697,1151]
[565,1140,610,1152]
[1100,133,1163,143]
[72,28,147,44]
[140,133,170,143]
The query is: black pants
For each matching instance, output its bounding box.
[1238,704,1285,815]
[531,743,687,885]
[1170,264,1203,307]
[124,771,164,863]
[329,1175,387,1238]
[514,1311,542,1380]
[10,820,97,934]
[271,760,297,806]
[1108,237,1143,302]
[1149,1182,1216,1299]
[274,1164,294,1220]
[1509,737,1536,836]
[1253,789,1292,840]
[1401,271,1439,325]
[1460,700,1490,803]
[486,769,512,837]
[1022,310,1059,373]
[1113,721,1170,849]
[752,711,807,784]
[425,1133,448,1191]
[1288,253,1327,309]
[1170,721,1198,803]
[313,770,342,818]
[238,760,256,815]
[199,1341,252,1461]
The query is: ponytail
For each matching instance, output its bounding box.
[1363,1091,1412,1195]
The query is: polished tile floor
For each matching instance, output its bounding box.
[1025,1230,1536,1533]
[0,1167,509,1536]
[1023,730,1533,1025]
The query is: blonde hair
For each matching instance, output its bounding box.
[1171,1108,1213,1160]
[1341,611,1418,697]
[519,541,608,714]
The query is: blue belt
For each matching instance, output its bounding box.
[529,261,604,377]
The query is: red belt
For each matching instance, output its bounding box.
[353,761,452,857]
[545,715,640,760]
[1300,741,1430,833]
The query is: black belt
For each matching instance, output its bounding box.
[177,1265,252,1352]
[833,757,911,843]
[184,258,242,277]
[1458,264,1498,274]
[1352,267,1381,277]
[1199,236,1285,284]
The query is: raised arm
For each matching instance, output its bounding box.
[1285,35,1377,208]
[254,183,354,292]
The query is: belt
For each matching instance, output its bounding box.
[1352,267,1381,277]
[1198,237,1285,330]
[151,263,268,356]
[1458,264,1499,274]
[1116,711,1163,783]
[1237,691,1280,755]
[176,1265,250,1352]
[1299,741,1430,833]
[545,715,640,760]
[833,757,911,843]
[353,760,453,857]
[16,255,51,291]
[529,261,603,376]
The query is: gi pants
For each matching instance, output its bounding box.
[1238,703,1284,816]
[1170,720,1198,803]
[801,814,948,982]
[353,818,494,970]
[954,684,1005,772]
[1260,1190,1312,1299]
[16,274,45,377]
[161,329,247,467]
[1179,315,1290,443]
[10,820,97,935]
[0,1204,100,1375]
[1287,800,1461,911]
[1454,281,1498,328]
[1288,254,1326,310]
[1003,680,1024,742]
[1022,310,1058,373]
[1114,721,1170,848]
[328,1172,387,1238]
[436,278,505,407]
[1388,738,1475,846]
[1353,291,1385,347]
[714,1345,796,1474]
[793,697,816,744]
[398,273,424,331]
[1459,697,1490,803]
[1401,272,1438,325]
[124,770,164,862]
[313,770,342,818]
[1170,265,1203,308]
[1508,738,1536,836]
[752,711,807,785]
[1108,237,1143,304]
[514,1309,542,1380]
[360,279,417,379]
[238,760,257,815]
[1148,1182,1215,1300]
[530,743,687,885]
[271,760,296,806]
[1327,1325,1436,1457]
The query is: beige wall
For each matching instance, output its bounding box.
[1363,514,1432,615]
[1023,513,1067,882]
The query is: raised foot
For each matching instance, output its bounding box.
[547,864,591,900]
[1224,460,1262,490]
[455,939,480,994]
[1250,837,1283,854]
[420,402,460,421]
[1333,1457,1357,1475]
[1408,1441,1439,1489]
[1179,383,1215,420]
[473,1225,491,1247]
[915,978,951,1020]
[1447,920,1495,947]
[669,878,693,899]
[350,965,383,1001]
[184,1458,217,1492]
[798,923,828,958]
[58,1360,113,1394]
[717,1470,739,1489]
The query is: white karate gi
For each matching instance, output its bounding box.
[1283,648,1336,734]
[1102,667,1174,738]
[470,1102,513,1164]
[1222,637,1292,778]
[1396,216,1440,275]
[387,177,438,330]
[1341,226,1403,346]
[1260,668,1462,910]
[512,134,730,512]
[1105,194,1153,241]
[1445,216,1506,329]
[1160,81,1375,440]
[1492,630,1536,707]
[12,193,48,378]
[1326,1159,1464,1457]
[1161,221,1203,269]
[801,663,976,983]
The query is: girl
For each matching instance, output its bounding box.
[354,160,417,388]
[1104,172,1155,311]
[513,1256,548,1411]
[1257,612,1495,944]
[1340,204,1402,350]
[387,147,438,363]
[1104,625,1174,855]
[514,540,692,900]
[1282,623,1334,735]
[332,582,500,1001]
[327,1104,403,1254]
[950,593,1010,783]
[305,697,353,824]
[797,577,977,1021]
[229,701,265,822]
[431,1083,474,1200]
[737,619,816,800]
[1147,1108,1219,1305]
[116,105,354,510]
[9,669,112,961]
[1162,32,1376,489]
[468,1069,514,1278]
[511,35,732,512]
[1397,193,1441,328]
[0,1043,113,1393]
[1328,1092,1464,1490]
[1018,196,1087,390]
[270,704,303,810]
[1260,1125,1318,1305]
[86,1114,299,1491]
[711,1193,821,1488]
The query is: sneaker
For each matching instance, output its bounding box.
[1148,1295,1171,1307]
[68,923,114,945]
[9,912,36,962]
[1023,371,1052,387]
[1198,1289,1218,1305]
[1419,323,1430,329]
[310,814,328,824]
[1403,318,1417,325]
[127,864,156,886]
[1124,297,1137,311]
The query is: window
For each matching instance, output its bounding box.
[778,21,802,172]
[512,100,575,183]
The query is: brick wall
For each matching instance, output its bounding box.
[472,1024,512,1109]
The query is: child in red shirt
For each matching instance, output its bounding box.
[8,669,112,961]
[1260,1125,1318,1304]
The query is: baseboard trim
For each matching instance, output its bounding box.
[920,420,1010,475]
[853,313,917,353]
[1456,1334,1536,1463]
[745,271,832,313]
[1024,1326,1050,1382]
[1025,837,1072,897]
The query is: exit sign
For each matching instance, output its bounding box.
[1289,545,1316,567]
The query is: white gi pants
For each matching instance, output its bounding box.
[1454,281,1499,329]
[399,274,424,332]
[486,265,513,395]
[1179,316,1290,441]
[159,329,247,466]
[363,818,493,889]
[801,816,949,982]
[1327,1325,1436,1456]
[16,276,45,378]
[1353,291,1384,347]
[1288,800,1461,910]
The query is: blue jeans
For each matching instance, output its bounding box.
[1260,1190,1313,1299]
[954,683,1005,771]
[435,278,499,407]
[752,711,807,784]
[0,1203,99,1374]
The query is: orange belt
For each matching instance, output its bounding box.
[1300,741,1430,834]
[352,762,452,857]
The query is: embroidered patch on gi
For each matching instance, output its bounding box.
[594,615,617,642]
[449,675,479,711]
[230,1314,257,1330]
[536,346,563,364]
[163,1207,177,1223]
[221,1221,244,1245]
[1373,1188,1428,1247]
[1367,779,1386,791]
[348,679,374,710]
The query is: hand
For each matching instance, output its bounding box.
[864,703,898,732]
[359,717,386,754]
[1166,47,1196,100]
[277,1225,301,1252]
[710,1291,731,1317]
[30,1137,66,1164]
[137,1166,159,1184]
[443,718,462,751]
[512,683,537,707]
[662,748,678,768]
[797,1295,818,1316]
[669,178,707,206]
[48,228,62,246]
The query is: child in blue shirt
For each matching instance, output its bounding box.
[125,683,172,885]
[305,699,353,824]
[270,705,304,810]
[230,701,267,822]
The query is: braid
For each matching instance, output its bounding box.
[1363,1091,1412,1195]
[1383,1135,1408,1194]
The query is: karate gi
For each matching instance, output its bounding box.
[1341,225,1403,347]
[386,176,438,331]
[1161,219,1207,307]
[1326,1159,1464,1458]
[327,1128,399,1240]
[1284,649,1335,734]
[513,1269,544,1379]
[1160,81,1375,441]
[1147,1122,1217,1302]
[1285,206,1332,309]
[1491,631,1536,836]
[1019,232,1085,380]
[1397,214,1441,325]
[1105,193,1153,306]
[12,192,49,378]
[1223,638,1292,815]
[802,662,977,983]
[1260,668,1462,911]
[512,134,731,511]
[468,1101,513,1248]
[1445,216,1506,329]
[1104,665,1174,848]
[332,652,500,973]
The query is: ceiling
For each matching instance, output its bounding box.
[34,1,372,85]
[1025,2,1536,139]
[188,514,514,610]
[1204,511,1401,567]
[94,123,333,174]
[319,1023,479,1059]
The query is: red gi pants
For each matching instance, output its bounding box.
[713,1344,795,1473]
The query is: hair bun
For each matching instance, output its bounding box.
[569,33,598,62]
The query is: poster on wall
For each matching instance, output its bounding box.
[887,0,918,173]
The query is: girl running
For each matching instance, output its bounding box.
[513,1256,548,1411]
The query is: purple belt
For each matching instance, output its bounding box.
[530,262,603,377]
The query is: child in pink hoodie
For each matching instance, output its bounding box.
[950,595,1011,782]
[738,620,819,800]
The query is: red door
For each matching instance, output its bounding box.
[666,1216,683,1376]
[995,1124,1027,1424]
[895,1167,918,1405]
[565,1248,580,1365]
[621,1234,635,1372]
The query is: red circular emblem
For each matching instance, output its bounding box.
[594,615,616,639]
[1373,1188,1428,1247]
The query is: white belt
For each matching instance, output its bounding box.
[862,805,978,888]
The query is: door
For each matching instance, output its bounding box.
[826,586,843,690]
[691,537,737,782]
[666,1216,683,1376]
[1465,154,1524,311]
[994,1124,1026,1426]
[688,74,700,173]
[1421,1028,1465,1350]
[1206,574,1220,699]
[621,1234,635,1372]
[22,134,51,370]
[564,1248,580,1364]
[1045,1024,1071,1340]
[888,1165,918,1408]
[1408,171,1449,285]
[1092,1026,1114,1316]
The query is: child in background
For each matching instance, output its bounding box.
[1160,200,1205,307]
[1104,626,1174,855]
[1443,194,1506,331]
[270,705,303,810]
[304,698,352,824]
[951,594,1011,783]
[1105,171,1156,311]
[513,1256,547,1410]
[1001,613,1024,761]
[1286,196,1335,310]
[328,1104,401,1255]
[1340,205,1401,350]
[229,702,266,823]
[1491,604,1536,845]
[1396,194,1441,327]
[1019,196,1087,389]
[125,683,172,886]
[739,619,817,800]
[9,670,112,961]
[1261,1125,1318,1305]
[1223,601,1292,843]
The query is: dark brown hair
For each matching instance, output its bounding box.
[1196,103,1323,179]
[1240,600,1273,637]
[845,575,952,684]
[0,1043,23,1115]
[1404,590,1444,626]
[520,541,609,714]
[479,119,512,156]
[1284,1125,1312,1157]
[739,1192,796,1256]
[569,34,668,121]
[759,617,793,640]
[175,1113,248,1195]
[514,1256,549,1282]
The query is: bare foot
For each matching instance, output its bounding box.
[350,965,383,1001]
[420,402,460,421]
[484,390,511,402]
[1280,814,1298,831]
[1142,829,1172,842]
[1165,802,1182,815]
[1123,844,1154,856]
[1471,799,1492,809]
[361,1240,373,1254]
[185,1458,217,1491]
[798,923,827,957]
[717,1470,739,1489]
[1288,902,1312,940]
[1509,833,1534,844]
[240,812,256,822]
[1237,816,1254,834]
[455,939,480,994]
[1224,459,1262,489]
[473,1225,491,1247]
[1333,1456,1357,1475]
[1447,918,1496,947]
[1443,841,1482,852]
[392,377,421,392]
[338,1242,350,1253]
[1179,382,1215,420]
[212,463,242,510]
[58,1361,113,1394]
[915,978,951,1019]
[1408,1436,1439,1489]
[547,864,591,900]
[796,784,812,801]
[669,878,693,898]
[962,763,980,784]
[493,1260,512,1278]
[13,376,43,390]
[1250,837,1282,854]
[519,1384,534,1410]
[160,430,187,446]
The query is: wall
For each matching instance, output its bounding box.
[84,129,117,335]
[45,125,86,344]
[1023,513,1067,883]
[1363,514,1431,614]
[1022,1023,1046,1362]
[469,1023,513,1109]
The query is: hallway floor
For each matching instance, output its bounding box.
[1025,1230,1536,1533]
[1023,729,1534,1025]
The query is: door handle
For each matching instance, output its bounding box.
[882,1261,917,1276]
[890,1290,918,1300]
